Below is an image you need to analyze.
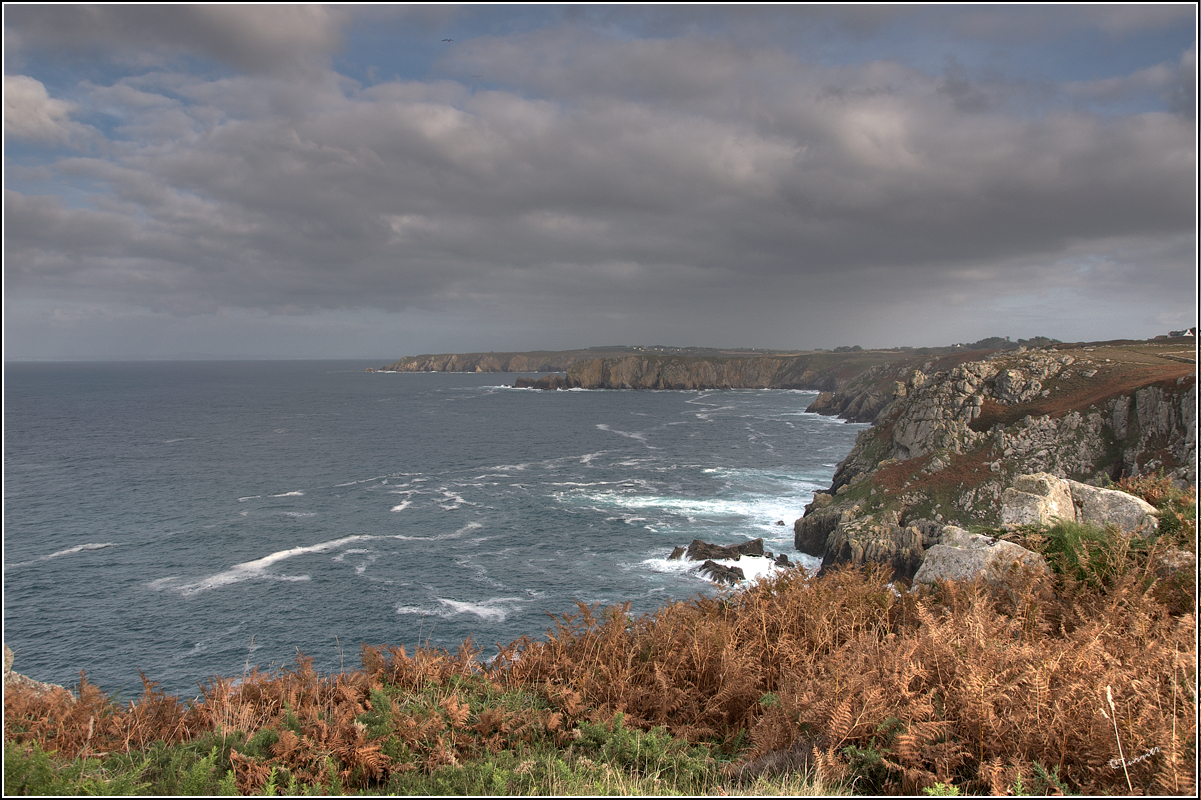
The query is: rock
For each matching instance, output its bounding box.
[684,538,764,561]
[1000,472,1076,527]
[514,374,570,390]
[913,527,1050,586]
[999,472,1159,536]
[794,506,850,557]
[668,546,686,560]
[1064,479,1159,536]
[3,643,68,697]
[819,513,925,582]
[698,560,746,585]
[1153,548,1197,581]
[774,553,793,567]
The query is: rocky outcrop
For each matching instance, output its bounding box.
[913,527,1049,586]
[4,643,67,697]
[818,510,927,582]
[699,560,746,585]
[1000,472,1159,536]
[514,374,571,390]
[794,340,1195,579]
[685,538,764,561]
[666,539,769,585]
[381,351,583,373]
[517,352,919,392]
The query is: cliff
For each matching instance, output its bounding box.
[513,351,915,391]
[794,338,1197,580]
[380,351,585,373]
[381,346,827,375]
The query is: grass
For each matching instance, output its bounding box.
[5,479,1195,796]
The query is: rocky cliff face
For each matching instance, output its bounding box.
[524,352,914,392]
[381,352,581,373]
[794,339,1196,580]
[564,355,807,390]
[381,347,975,393]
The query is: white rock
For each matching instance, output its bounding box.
[1064,479,1159,537]
[1000,472,1075,527]
[914,527,1049,586]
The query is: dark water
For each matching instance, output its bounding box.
[3,361,865,698]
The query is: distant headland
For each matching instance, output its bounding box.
[369,333,1195,397]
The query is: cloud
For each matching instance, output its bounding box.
[3,7,1195,356]
[3,74,92,145]
[1065,43,1197,115]
[4,5,348,73]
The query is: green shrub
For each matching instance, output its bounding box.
[4,740,150,796]
[1039,519,1144,588]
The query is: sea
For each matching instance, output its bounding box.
[2,361,866,699]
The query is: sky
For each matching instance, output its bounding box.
[3,4,1197,360]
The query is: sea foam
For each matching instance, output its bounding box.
[151,534,375,596]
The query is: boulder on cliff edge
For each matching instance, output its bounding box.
[913,527,1049,586]
[1001,472,1158,536]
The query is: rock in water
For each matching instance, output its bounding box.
[684,538,764,561]
[698,560,746,585]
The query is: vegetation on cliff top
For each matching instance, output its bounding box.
[5,478,1195,796]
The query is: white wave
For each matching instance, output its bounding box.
[390,501,412,512]
[282,512,316,518]
[238,496,261,502]
[44,542,119,559]
[5,541,121,570]
[596,424,648,442]
[350,552,380,575]
[801,411,870,426]
[640,556,703,575]
[436,597,528,622]
[641,554,793,585]
[438,490,471,509]
[271,491,305,497]
[691,404,736,421]
[394,596,527,622]
[334,474,407,487]
[150,534,375,596]
[574,491,752,517]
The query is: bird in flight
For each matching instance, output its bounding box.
[442,38,454,42]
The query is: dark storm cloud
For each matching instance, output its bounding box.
[4,4,348,73]
[3,6,1196,357]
